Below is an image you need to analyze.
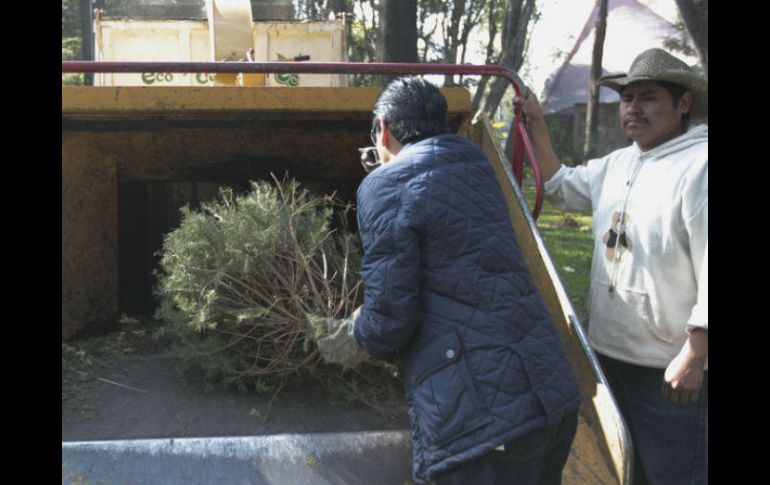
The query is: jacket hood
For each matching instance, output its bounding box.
[634,123,708,159]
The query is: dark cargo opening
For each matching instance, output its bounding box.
[100,114,373,317]
[118,171,363,317]
[117,174,363,318]
[111,117,466,318]
[62,86,470,338]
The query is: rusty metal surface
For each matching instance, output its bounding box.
[61,133,120,339]
[61,61,527,92]
[61,86,470,339]
[64,126,370,182]
[61,61,543,218]
[61,87,469,184]
[61,86,471,116]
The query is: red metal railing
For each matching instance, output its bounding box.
[61,61,543,219]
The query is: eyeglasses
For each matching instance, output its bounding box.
[359,146,381,173]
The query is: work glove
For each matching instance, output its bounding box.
[308,306,370,369]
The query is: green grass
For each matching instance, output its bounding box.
[523,186,594,324]
[61,73,84,85]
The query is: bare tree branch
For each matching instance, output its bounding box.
[674,0,708,77]
[584,0,608,158]
[481,0,536,118]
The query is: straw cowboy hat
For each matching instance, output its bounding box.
[598,48,708,119]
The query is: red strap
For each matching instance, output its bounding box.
[512,109,525,186]
[511,105,543,220]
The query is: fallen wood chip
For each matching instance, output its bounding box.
[96,377,150,394]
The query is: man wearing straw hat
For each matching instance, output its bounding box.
[517,48,707,484]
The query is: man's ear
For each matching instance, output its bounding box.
[380,119,390,147]
[679,91,694,115]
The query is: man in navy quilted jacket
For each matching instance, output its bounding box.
[315,77,582,484]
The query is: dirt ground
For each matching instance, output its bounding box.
[62,319,619,485]
[62,318,409,443]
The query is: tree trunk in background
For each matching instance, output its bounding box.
[480,0,536,119]
[325,0,354,77]
[455,0,487,86]
[583,0,608,159]
[443,0,466,86]
[674,0,708,77]
[326,0,353,19]
[378,0,418,85]
[479,0,535,158]
[471,0,502,115]
[79,0,94,85]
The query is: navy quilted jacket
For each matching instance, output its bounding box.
[353,134,581,482]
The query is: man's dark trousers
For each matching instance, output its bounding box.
[598,354,708,485]
[432,409,579,485]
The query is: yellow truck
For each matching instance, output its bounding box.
[62,62,632,484]
[62,3,631,481]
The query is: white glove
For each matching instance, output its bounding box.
[309,306,369,369]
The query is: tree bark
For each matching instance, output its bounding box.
[443,0,466,86]
[326,0,353,19]
[360,0,378,59]
[481,0,535,119]
[79,0,94,85]
[378,0,418,85]
[674,0,708,77]
[471,0,502,114]
[348,0,378,84]
[456,0,487,85]
[583,0,608,159]
[416,0,438,63]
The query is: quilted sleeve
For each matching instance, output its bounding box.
[353,175,423,361]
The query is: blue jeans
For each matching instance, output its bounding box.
[597,354,708,485]
[432,409,578,485]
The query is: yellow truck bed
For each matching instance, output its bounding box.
[62,86,631,484]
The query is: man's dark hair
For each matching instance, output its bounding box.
[656,80,687,106]
[657,81,691,129]
[373,77,450,145]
